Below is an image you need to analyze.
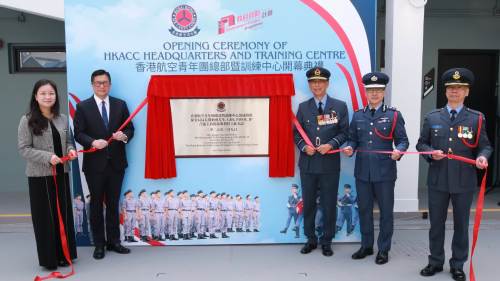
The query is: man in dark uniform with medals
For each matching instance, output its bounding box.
[343,72,409,265]
[294,67,349,256]
[417,68,492,281]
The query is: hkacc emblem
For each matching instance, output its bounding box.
[216,101,226,112]
[169,5,200,37]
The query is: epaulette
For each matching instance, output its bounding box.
[386,106,397,111]
[428,108,441,115]
[465,107,483,116]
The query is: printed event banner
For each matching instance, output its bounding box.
[170,98,270,157]
[65,0,376,246]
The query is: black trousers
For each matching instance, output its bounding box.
[356,179,395,252]
[428,189,474,269]
[28,173,77,267]
[85,163,124,246]
[300,171,339,245]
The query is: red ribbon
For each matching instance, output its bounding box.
[35,97,148,281]
[293,113,487,281]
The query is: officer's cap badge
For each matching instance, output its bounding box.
[371,75,378,82]
[314,68,321,76]
[452,71,461,80]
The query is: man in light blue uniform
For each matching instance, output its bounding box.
[195,191,207,239]
[343,72,409,264]
[122,190,138,243]
[208,191,219,238]
[226,195,235,233]
[179,191,193,240]
[253,196,260,232]
[234,195,244,232]
[137,189,151,242]
[151,190,165,241]
[218,193,230,238]
[74,194,84,235]
[165,190,180,240]
[243,195,254,232]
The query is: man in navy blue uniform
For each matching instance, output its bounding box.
[343,72,409,265]
[417,68,492,281]
[294,67,349,256]
[280,184,300,237]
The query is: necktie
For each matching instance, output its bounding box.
[450,109,457,121]
[101,100,109,129]
[318,101,324,115]
[370,108,376,117]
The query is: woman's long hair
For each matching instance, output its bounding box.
[27,79,60,136]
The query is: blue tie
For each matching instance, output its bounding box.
[101,101,109,129]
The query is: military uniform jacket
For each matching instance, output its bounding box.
[294,96,349,174]
[346,105,409,182]
[287,195,299,209]
[416,107,492,193]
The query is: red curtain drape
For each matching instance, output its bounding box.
[145,74,295,179]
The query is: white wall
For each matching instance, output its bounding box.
[0,0,64,20]
[384,0,425,211]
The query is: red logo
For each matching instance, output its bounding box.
[217,102,226,112]
[218,9,272,35]
[170,5,200,37]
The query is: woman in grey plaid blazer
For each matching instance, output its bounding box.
[17,79,78,270]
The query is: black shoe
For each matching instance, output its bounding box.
[246,229,251,232]
[420,264,444,277]
[351,247,374,260]
[227,228,234,232]
[253,229,259,232]
[280,229,287,234]
[158,236,165,241]
[203,233,209,238]
[237,228,243,232]
[93,246,105,260]
[183,234,191,240]
[300,242,317,254]
[450,268,466,281]
[170,235,178,241]
[128,236,138,243]
[106,243,130,254]
[58,259,70,267]
[44,265,57,270]
[321,244,333,256]
[190,233,195,238]
[222,233,229,238]
[210,234,218,239]
[375,251,389,264]
[197,234,206,239]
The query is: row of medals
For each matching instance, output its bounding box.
[458,126,474,139]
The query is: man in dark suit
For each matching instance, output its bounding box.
[417,68,492,281]
[74,69,134,260]
[294,67,349,256]
[343,72,409,265]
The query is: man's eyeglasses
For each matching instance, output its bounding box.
[93,81,110,87]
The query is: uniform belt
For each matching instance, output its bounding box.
[197,208,205,210]
[155,211,163,213]
[210,209,217,211]
[141,208,149,211]
[126,210,135,212]
[168,209,177,211]
[183,209,191,211]
[221,209,228,211]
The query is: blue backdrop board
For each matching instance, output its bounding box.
[64,0,376,246]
